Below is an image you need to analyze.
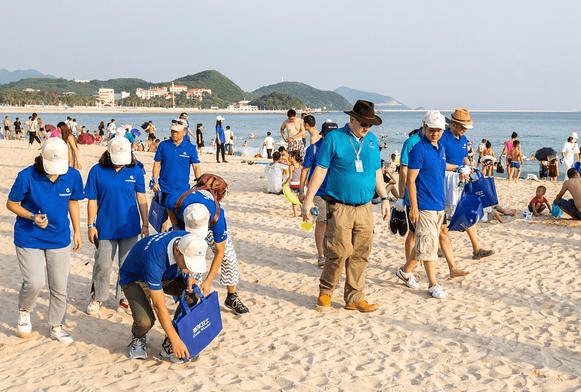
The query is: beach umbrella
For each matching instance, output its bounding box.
[534,147,557,161]
[131,128,141,137]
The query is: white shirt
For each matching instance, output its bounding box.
[562,141,578,168]
[264,136,275,149]
[224,129,232,143]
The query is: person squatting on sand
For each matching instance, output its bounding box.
[395,112,468,288]
[165,174,249,314]
[7,137,84,343]
[85,136,149,315]
[302,100,389,313]
[119,231,208,362]
[528,185,551,216]
[152,118,201,229]
[553,168,581,220]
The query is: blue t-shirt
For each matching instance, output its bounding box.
[9,165,85,249]
[440,128,468,166]
[85,164,146,240]
[408,136,447,211]
[166,190,228,243]
[400,132,422,206]
[216,125,225,144]
[302,139,327,197]
[317,124,381,205]
[400,132,421,166]
[119,231,188,290]
[154,139,200,194]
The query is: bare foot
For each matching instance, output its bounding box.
[450,269,470,278]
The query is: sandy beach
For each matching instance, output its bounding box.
[0,139,580,391]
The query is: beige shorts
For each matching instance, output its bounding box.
[414,210,445,262]
[313,196,327,223]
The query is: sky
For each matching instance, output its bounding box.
[1,0,580,110]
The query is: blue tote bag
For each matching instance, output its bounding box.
[448,193,484,231]
[148,191,167,233]
[463,171,498,208]
[173,286,222,361]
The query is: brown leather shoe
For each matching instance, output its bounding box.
[316,294,331,312]
[345,299,378,313]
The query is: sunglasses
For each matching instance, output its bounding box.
[171,119,185,125]
[359,122,373,129]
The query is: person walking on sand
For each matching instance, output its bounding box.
[27,113,41,146]
[152,118,201,227]
[401,111,449,298]
[215,116,227,163]
[301,100,389,313]
[395,112,468,291]
[85,136,149,315]
[499,132,518,179]
[299,115,332,268]
[280,109,306,159]
[440,108,494,260]
[262,131,276,159]
[57,122,82,170]
[195,123,204,151]
[561,133,579,170]
[6,138,84,343]
[554,168,581,220]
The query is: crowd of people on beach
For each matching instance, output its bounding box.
[4,101,581,363]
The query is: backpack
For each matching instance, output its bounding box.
[174,173,228,225]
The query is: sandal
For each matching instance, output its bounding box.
[472,249,495,260]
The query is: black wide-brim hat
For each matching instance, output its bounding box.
[344,100,383,126]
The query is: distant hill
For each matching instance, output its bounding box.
[0,69,56,84]
[334,86,408,110]
[253,82,351,110]
[250,92,305,110]
[174,70,246,103]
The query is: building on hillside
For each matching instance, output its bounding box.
[115,91,130,100]
[74,79,90,83]
[97,88,115,106]
[227,100,258,112]
[136,86,169,100]
[169,84,188,94]
[186,88,212,99]
[23,88,40,92]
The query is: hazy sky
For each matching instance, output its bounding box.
[1,0,580,110]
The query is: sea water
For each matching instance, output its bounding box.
[16,110,581,178]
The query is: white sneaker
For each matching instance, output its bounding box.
[16,310,32,338]
[128,336,148,360]
[428,284,447,299]
[396,268,419,289]
[50,325,74,344]
[86,299,102,315]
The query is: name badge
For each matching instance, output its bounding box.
[355,159,364,173]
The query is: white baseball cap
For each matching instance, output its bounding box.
[41,137,69,175]
[423,110,446,130]
[108,134,132,165]
[183,203,210,239]
[177,234,208,273]
[170,119,186,132]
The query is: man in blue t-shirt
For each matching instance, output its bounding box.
[152,118,201,227]
[440,108,494,260]
[402,111,448,299]
[299,116,336,268]
[119,231,209,362]
[301,100,389,313]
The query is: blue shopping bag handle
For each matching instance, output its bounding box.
[179,285,206,315]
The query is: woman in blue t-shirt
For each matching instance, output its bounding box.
[7,137,84,343]
[85,136,148,315]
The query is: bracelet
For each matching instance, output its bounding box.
[88,223,96,229]
[380,196,389,201]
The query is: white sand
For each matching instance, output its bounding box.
[0,139,580,391]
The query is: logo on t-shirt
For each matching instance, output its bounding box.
[179,152,190,158]
[59,187,72,197]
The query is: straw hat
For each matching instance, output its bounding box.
[450,108,474,129]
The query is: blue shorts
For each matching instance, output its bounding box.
[510,162,521,168]
[554,199,581,220]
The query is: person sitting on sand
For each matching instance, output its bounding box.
[528,185,551,216]
[553,168,581,220]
